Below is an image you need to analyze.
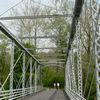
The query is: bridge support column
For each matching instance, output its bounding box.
[9,40,14,100]
[22,52,25,96]
[70,48,77,93]
[67,57,72,90]
[92,0,100,99]
[30,57,32,94]
[76,20,83,96]
[65,63,67,90]
[39,65,42,88]
[34,62,38,92]
[37,65,40,89]
[65,57,71,90]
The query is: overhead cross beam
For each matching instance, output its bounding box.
[40,62,65,65]
[42,64,64,67]
[39,59,65,61]
[36,47,67,50]
[34,54,66,57]
[0,14,72,20]
[19,36,57,39]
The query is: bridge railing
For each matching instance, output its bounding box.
[65,87,86,100]
[0,22,43,100]
[65,0,100,100]
[0,86,43,100]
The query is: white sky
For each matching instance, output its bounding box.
[0,0,50,15]
[0,0,19,14]
[0,0,99,16]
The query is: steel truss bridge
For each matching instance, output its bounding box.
[0,0,100,100]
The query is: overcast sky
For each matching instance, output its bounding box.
[0,0,50,15]
[0,0,19,14]
[0,0,99,16]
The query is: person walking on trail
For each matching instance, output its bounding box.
[53,83,56,88]
[57,82,60,89]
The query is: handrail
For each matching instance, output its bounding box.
[0,86,43,99]
[65,87,86,100]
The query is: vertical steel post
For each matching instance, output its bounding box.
[65,32,70,91]
[92,0,100,99]
[69,52,74,90]
[38,64,40,89]
[35,28,37,52]
[68,56,72,90]
[70,48,77,93]
[34,62,37,92]
[22,52,25,95]
[30,57,32,94]
[65,57,72,91]
[65,62,68,90]
[76,20,83,96]
[39,65,42,88]
[9,40,14,100]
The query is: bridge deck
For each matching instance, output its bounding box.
[21,89,70,100]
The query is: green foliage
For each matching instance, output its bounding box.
[0,33,10,89]
[13,42,36,88]
[82,52,96,99]
[42,66,64,88]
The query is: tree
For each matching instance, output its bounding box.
[10,0,44,45]
[0,33,10,89]
[42,66,64,88]
[40,0,70,72]
[13,42,36,88]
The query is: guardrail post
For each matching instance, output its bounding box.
[30,57,32,94]
[38,64,41,90]
[34,62,37,92]
[76,20,83,96]
[22,52,25,96]
[65,60,69,90]
[71,48,77,93]
[65,32,70,91]
[92,0,100,99]
[9,40,14,100]
[68,57,72,90]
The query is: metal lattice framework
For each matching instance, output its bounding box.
[76,21,82,96]
[0,22,43,100]
[0,0,100,100]
[65,0,99,100]
[92,0,100,99]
